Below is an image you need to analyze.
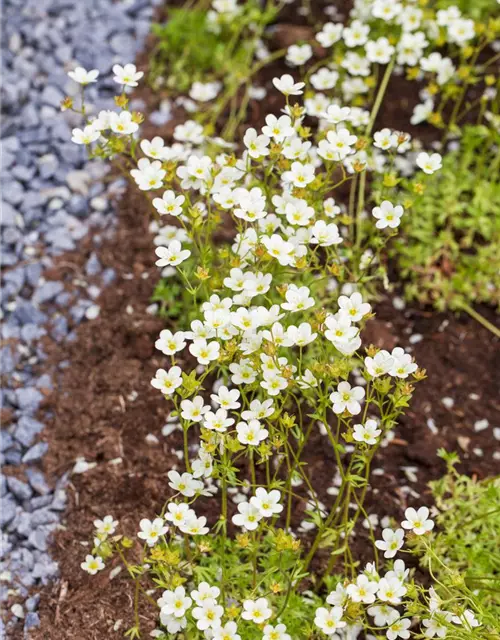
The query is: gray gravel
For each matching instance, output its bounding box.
[1,0,161,635]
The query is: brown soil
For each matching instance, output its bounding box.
[24,4,500,639]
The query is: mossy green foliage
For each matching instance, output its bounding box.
[423,451,500,626]
[391,126,500,311]
[434,0,500,20]
[149,2,278,92]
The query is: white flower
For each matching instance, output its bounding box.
[68,66,99,85]
[353,419,381,445]
[372,0,403,21]
[368,604,399,627]
[330,381,365,415]
[158,586,192,618]
[423,617,448,638]
[112,63,144,87]
[155,329,186,355]
[448,18,475,45]
[211,386,240,411]
[323,128,358,161]
[373,128,398,151]
[316,22,343,48]
[191,582,220,606]
[203,408,234,433]
[174,120,205,144]
[311,67,339,90]
[281,285,314,312]
[241,398,274,421]
[250,488,283,517]
[155,240,191,267]
[263,623,291,640]
[262,234,295,266]
[165,502,193,527]
[365,350,394,377]
[310,220,342,246]
[232,502,263,531]
[286,322,317,347]
[372,201,404,229]
[324,313,358,346]
[338,292,371,322]
[341,52,371,77]
[416,152,442,174]
[346,575,378,604]
[180,513,209,536]
[285,198,315,226]
[81,554,104,575]
[71,125,100,145]
[110,111,139,136]
[451,609,481,628]
[159,613,187,634]
[377,577,407,604]
[286,44,313,66]
[387,614,411,640]
[229,359,257,385]
[236,420,269,445]
[343,20,370,48]
[189,339,220,365]
[93,515,118,535]
[131,158,166,190]
[365,38,394,64]
[401,507,434,535]
[411,99,434,125]
[241,598,272,623]
[323,105,351,125]
[189,80,221,102]
[151,366,182,394]
[272,74,305,96]
[390,347,418,378]
[243,128,270,159]
[153,191,185,216]
[375,528,405,558]
[192,600,224,631]
[314,606,346,635]
[262,114,295,142]
[180,396,209,422]
[167,470,203,497]
[138,518,168,546]
[283,161,315,188]
[211,621,241,640]
[326,583,348,607]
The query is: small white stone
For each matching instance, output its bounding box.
[392,296,405,310]
[126,305,134,315]
[409,333,423,344]
[427,418,438,435]
[109,566,122,580]
[145,433,159,445]
[73,458,97,474]
[469,393,480,400]
[162,423,180,437]
[90,196,107,212]
[473,419,489,433]
[11,604,24,619]
[493,428,500,441]
[85,304,100,320]
[472,448,483,457]
[442,397,454,409]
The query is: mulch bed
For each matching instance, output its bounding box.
[26,3,500,637]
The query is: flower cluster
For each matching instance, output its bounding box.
[67,0,498,637]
